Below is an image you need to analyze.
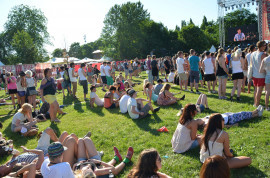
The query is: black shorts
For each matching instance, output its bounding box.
[8,89,17,94]
[79,80,88,94]
[232,72,244,80]
[204,74,216,81]
[165,69,170,74]
[101,76,107,84]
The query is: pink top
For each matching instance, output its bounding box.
[7,76,17,90]
[119,82,125,91]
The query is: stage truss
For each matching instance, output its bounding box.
[217,0,262,48]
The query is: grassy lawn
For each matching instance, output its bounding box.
[0,72,270,178]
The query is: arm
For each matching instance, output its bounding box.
[199,60,202,68]
[202,61,205,72]
[240,57,245,70]
[83,69,87,77]
[131,106,143,115]
[223,132,233,158]
[157,172,172,178]
[220,58,228,73]
[189,122,198,140]
[259,59,266,73]
[212,59,216,73]
[148,89,152,103]
[21,146,44,169]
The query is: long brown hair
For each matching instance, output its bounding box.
[160,83,170,93]
[200,155,230,178]
[216,48,224,62]
[128,149,159,178]
[179,104,196,125]
[201,114,223,152]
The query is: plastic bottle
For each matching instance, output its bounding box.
[109,170,114,178]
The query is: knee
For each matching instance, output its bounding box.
[67,137,76,144]
[61,131,68,137]
[45,127,53,134]
[78,138,84,144]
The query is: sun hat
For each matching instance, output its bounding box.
[48,142,67,157]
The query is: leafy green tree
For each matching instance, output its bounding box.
[181,20,187,28]
[11,30,40,64]
[69,42,82,59]
[81,43,93,58]
[52,48,63,57]
[200,16,209,30]
[189,18,194,25]
[224,9,257,28]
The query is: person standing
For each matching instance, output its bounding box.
[216,49,228,100]
[105,62,114,87]
[62,65,72,97]
[78,63,88,100]
[25,70,38,111]
[68,63,78,99]
[5,72,18,109]
[0,69,6,93]
[151,56,159,82]
[176,51,188,91]
[226,49,232,80]
[87,64,93,83]
[241,52,248,93]
[100,62,107,92]
[246,45,256,93]
[230,49,244,101]
[123,60,129,80]
[164,56,171,80]
[16,71,27,108]
[146,55,153,84]
[252,41,267,107]
[202,51,216,93]
[188,49,201,94]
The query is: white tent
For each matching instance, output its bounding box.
[47,57,80,64]
[75,58,100,64]
[0,61,4,66]
[209,45,216,53]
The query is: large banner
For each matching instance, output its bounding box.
[262,0,270,40]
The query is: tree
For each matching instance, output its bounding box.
[224,9,257,28]
[181,20,187,28]
[11,30,40,64]
[200,16,209,30]
[102,2,150,59]
[81,43,94,58]
[189,18,194,25]
[52,48,63,57]
[69,42,82,59]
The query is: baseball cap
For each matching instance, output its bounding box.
[48,142,67,157]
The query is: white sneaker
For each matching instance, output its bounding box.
[257,105,264,117]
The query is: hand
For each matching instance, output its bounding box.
[90,159,101,164]
[21,146,28,153]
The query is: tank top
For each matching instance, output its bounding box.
[104,92,112,108]
[26,77,35,88]
[171,123,195,153]
[200,131,224,163]
[264,56,270,76]
[16,78,26,92]
[216,61,227,76]
[204,58,214,74]
[232,58,243,74]
[7,76,17,90]
[43,78,56,96]
[146,89,158,102]
[252,51,265,78]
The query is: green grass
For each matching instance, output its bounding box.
[0,72,270,178]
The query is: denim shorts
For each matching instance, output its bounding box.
[189,139,199,150]
[78,154,101,162]
[218,74,228,79]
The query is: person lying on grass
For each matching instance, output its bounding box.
[127,148,171,178]
[157,83,185,106]
[176,94,209,114]
[200,113,252,169]
[127,89,160,119]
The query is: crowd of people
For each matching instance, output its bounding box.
[0,40,269,177]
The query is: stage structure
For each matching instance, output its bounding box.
[217,0,261,48]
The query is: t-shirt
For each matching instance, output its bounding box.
[168,72,175,83]
[78,68,86,80]
[188,56,200,71]
[164,60,171,70]
[246,53,252,67]
[119,95,131,113]
[90,92,104,106]
[100,65,106,76]
[68,68,77,82]
[7,76,17,89]
[104,66,111,76]
[176,58,185,73]
[12,112,27,125]
[41,157,75,178]
[127,98,139,119]
[151,60,158,69]
[154,84,163,95]
[26,77,35,88]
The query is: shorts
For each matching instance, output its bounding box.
[190,70,200,83]
[138,103,151,119]
[27,87,38,96]
[178,73,187,81]
[107,103,116,109]
[189,140,199,150]
[78,154,101,162]
[165,69,170,74]
[44,95,56,104]
[243,70,247,77]
[232,72,244,80]
[106,76,114,86]
[124,69,129,76]
[217,74,228,79]
[79,80,88,94]
[204,74,216,81]
[87,72,94,76]
[8,89,17,95]
[129,70,133,74]
[18,91,26,97]
[252,77,265,87]
[101,76,107,84]
[197,104,205,113]
[62,80,70,89]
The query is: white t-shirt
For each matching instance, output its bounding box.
[90,92,104,106]
[246,53,251,67]
[168,72,175,83]
[78,68,87,80]
[12,112,27,125]
[26,77,35,88]
[41,157,75,178]
[104,66,111,77]
[100,65,105,76]
[119,95,131,113]
[68,68,77,82]
[127,98,139,119]
[176,57,185,73]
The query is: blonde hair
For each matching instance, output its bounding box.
[18,103,32,115]
[25,70,33,77]
[160,83,171,93]
[143,79,149,88]
[232,49,242,58]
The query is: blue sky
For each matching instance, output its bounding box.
[0,0,257,55]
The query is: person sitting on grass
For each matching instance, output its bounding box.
[116,77,125,91]
[200,155,230,178]
[11,103,38,137]
[145,82,158,103]
[91,75,102,87]
[154,79,164,95]
[119,88,131,113]
[104,86,119,109]
[73,137,134,177]
[200,114,252,168]
[90,85,104,107]
[127,148,171,178]
[127,89,160,119]
[172,104,205,153]
[157,83,185,106]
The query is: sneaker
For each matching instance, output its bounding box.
[184,89,189,92]
[153,107,160,112]
[126,147,134,161]
[257,105,264,116]
[208,91,212,94]
[113,146,123,162]
[190,90,194,93]
[196,90,201,94]
[98,151,104,158]
[83,131,92,138]
[212,90,218,94]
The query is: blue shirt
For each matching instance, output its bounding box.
[188,55,200,71]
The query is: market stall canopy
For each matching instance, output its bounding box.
[92,50,103,54]
[99,56,112,62]
[75,58,100,64]
[47,57,80,64]
[0,61,4,66]
[209,45,216,53]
